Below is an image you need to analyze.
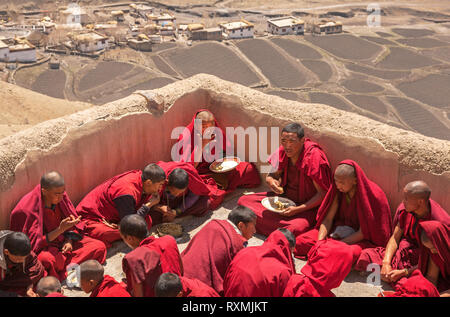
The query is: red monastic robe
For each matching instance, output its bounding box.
[90,275,131,297]
[180,276,220,297]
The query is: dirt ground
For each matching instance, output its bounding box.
[62,184,393,298]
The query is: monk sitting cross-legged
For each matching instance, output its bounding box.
[237,122,332,237]
[120,215,183,297]
[10,172,107,281]
[76,164,165,248]
[79,259,131,297]
[174,109,261,193]
[0,231,45,297]
[154,272,219,297]
[148,161,226,225]
[181,205,256,295]
[355,181,450,280]
[294,160,392,266]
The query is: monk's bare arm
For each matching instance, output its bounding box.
[425,257,440,287]
[341,228,364,245]
[440,289,450,297]
[296,181,327,213]
[317,195,339,240]
[266,170,283,194]
[382,225,403,265]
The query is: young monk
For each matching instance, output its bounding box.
[0,231,45,297]
[10,172,107,281]
[380,221,449,297]
[36,276,65,297]
[223,228,296,297]
[148,161,226,225]
[79,259,131,297]
[355,181,449,279]
[283,239,354,297]
[181,206,256,295]
[294,160,392,265]
[237,123,332,237]
[174,109,261,192]
[154,272,220,297]
[76,164,165,248]
[120,214,183,297]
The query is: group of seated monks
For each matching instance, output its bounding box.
[0,109,448,298]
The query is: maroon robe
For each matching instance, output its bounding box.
[180,276,220,297]
[355,199,449,272]
[76,170,153,247]
[283,239,354,297]
[237,139,332,237]
[9,185,107,281]
[294,160,392,263]
[174,109,261,193]
[387,269,440,297]
[122,235,182,297]
[223,230,295,297]
[90,275,131,297]
[181,219,247,295]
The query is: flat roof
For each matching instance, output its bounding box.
[219,20,253,30]
[268,16,304,28]
[75,31,108,42]
[0,40,8,49]
[9,43,35,51]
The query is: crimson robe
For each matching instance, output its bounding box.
[181,219,247,295]
[180,276,220,297]
[223,230,295,297]
[122,235,182,297]
[355,199,449,272]
[386,270,440,297]
[238,139,332,237]
[283,239,354,297]
[9,185,107,281]
[76,170,153,247]
[90,275,131,297]
[45,292,66,297]
[174,109,261,193]
[294,160,392,262]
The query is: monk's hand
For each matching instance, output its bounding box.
[282,206,299,217]
[145,193,160,208]
[268,179,284,195]
[101,218,118,229]
[162,208,177,222]
[381,263,393,282]
[61,240,73,254]
[387,269,407,282]
[59,215,81,232]
[26,285,38,297]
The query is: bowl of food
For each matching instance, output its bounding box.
[155,222,183,238]
[209,156,241,173]
[261,196,296,213]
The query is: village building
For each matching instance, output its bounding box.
[111,10,125,22]
[190,27,223,41]
[60,5,93,26]
[267,16,305,35]
[0,38,37,62]
[128,34,152,51]
[311,20,343,34]
[70,31,109,53]
[148,13,177,27]
[130,4,154,19]
[219,19,254,39]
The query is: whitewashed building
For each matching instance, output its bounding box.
[267,16,305,35]
[72,31,109,53]
[0,39,37,62]
[219,20,254,39]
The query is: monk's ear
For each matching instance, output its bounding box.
[236,221,245,232]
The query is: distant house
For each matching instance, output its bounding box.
[130,4,154,19]
[311,20,343,34]
[60,5,92,26]
[267,16,305,35]
[0,38,37,62]
[71,31,109,53]
[190,27,223,41]
[219,20,254,39]
[148,13,176,27]
[128,34,152,51]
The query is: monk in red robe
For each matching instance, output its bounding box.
[294,160,392,266]
[79,259,131,297]
[76,164,165,248]
[181,206,256,295]
[283,239,354,297]
[174,109,261,193]
[380,221,449,297]
[148,161,226,224]
[238,123,332,237]
[154,272,220,297]
[36,276,65,297]
[0,231,45,297]
[223,228,296,297]
[355,181,449,280]
[10,172,107,281]
[120,214,183,297]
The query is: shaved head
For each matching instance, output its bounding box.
[40,171,65,190]
[79,260,104,283]
[36,276,62,297]
[404,181,431,201]
[196,110,214,121]
[335,164,356,179]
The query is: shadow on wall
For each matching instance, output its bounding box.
[0,74,449,228]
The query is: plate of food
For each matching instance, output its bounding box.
[209,157,241,173]
[261,196,296,213]
[155,222,184,238]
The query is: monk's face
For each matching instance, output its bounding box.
[238,219,257,240]
[195,111,216,135]
[402,190,424,214]
[334,174,357,193]
[41,185,65,206]
[281,132,304,158]
[4,250,27,264]
[166,186,187,198]
[143,179,165,195]
[80,278,96,294]
[119,232,140,250]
